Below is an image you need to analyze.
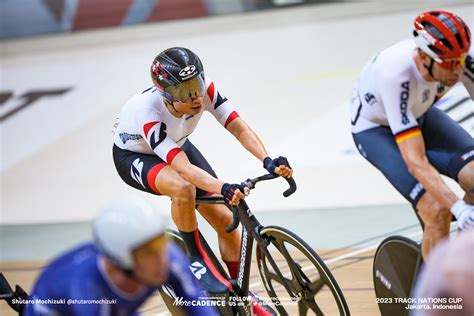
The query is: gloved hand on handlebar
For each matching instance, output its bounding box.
[451,200,474,230]
[221,183,249,205]
[263,156,293,178]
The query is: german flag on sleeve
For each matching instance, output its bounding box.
[395,127,422,144]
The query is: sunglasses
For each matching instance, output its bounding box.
[164,76,205,103]
[436,55,466,70]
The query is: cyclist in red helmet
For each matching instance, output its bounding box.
[350,10,474,258]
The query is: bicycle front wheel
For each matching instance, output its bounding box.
[255,226,349,316]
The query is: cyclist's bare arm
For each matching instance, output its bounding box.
[171,152,224,194]
[398,133,458,209]
[226,117,268,160]
[170,152,246,204]
[226,117,293,178]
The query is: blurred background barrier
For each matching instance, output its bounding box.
[0,0,333,39]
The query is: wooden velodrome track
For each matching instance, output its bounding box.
[1,246,379,315]
[1,204,431,315]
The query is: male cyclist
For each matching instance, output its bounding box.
[24,196,218,315]
[112,47,291,314]
[351,11,474,258]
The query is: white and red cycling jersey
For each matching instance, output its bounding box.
[113,76,239,163]
[350,39,474,142]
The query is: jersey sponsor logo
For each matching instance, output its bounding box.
[214,92,228,110]
[409,183,424,201]
[422,89,431,103]
[119,132,142,144]
[190,261,207,280]
[364,92,376,106]
[130,158,146,188]
[149,123,168,150]
[400,81,410,125]
[143,121,160,138]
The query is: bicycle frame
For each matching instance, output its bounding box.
[195,189,298,304]
[164,175,350,315]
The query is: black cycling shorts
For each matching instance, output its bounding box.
[113,139,218,197]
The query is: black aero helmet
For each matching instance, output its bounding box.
[151,47,205,102]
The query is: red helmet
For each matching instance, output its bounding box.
[413,10,471,62]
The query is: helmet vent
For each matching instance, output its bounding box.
[422,20,453,51]
[427,44,444,56]
[440,14,464,49]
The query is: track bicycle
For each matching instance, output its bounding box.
[0,272,28,315]
[373,235,422,316]
[373,212,459,315]
[159,173,350,315]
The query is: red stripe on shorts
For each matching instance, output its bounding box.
[147,163,167,194]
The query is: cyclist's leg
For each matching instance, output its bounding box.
[458,161,474,203]
[114,145,230,293]
[352,127,445,258]
[421,108,474,206]
[352,126,425,205]
[197,204,241,273]
[415,193,451,258]
[113,144,198,232]
[182,140,241,276]
[417,107,474,254]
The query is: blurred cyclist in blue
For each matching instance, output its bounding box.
[24,196,218,315]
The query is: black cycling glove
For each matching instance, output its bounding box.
[221,183,247,204]
[263,156,291,175]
